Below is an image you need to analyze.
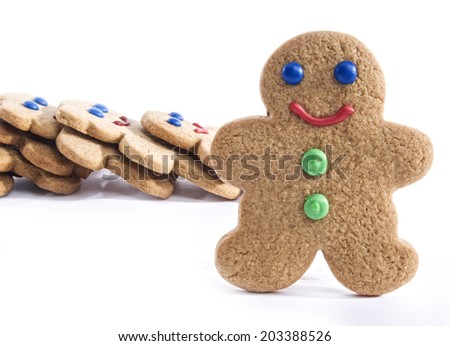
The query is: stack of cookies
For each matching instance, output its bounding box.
[0,94,89,196]
[0,93,240,199]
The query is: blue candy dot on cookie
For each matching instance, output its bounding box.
[169,112,184,121]
[334,61,357,85]
[22,100,39,111]
[88,107,105,118]
[33,96,48,107]
[167,117,182,127]
[282,62,304,85]
[93,103,109,113]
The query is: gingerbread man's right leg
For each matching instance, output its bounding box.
[216,194,319,292]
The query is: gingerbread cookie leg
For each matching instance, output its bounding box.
[322,197,418,296]
[324,239,418,296]
[0,173,14,196]
[216,195,319,292]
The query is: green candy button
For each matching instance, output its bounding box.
[301,148,327,176]
[304,193,329,220]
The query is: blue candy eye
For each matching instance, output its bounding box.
[33,96,48,107]
[282,62,304,85]
[23,100,39,111]
[88,107,105,118]
[169,112,184,121]
[167,117,182,127]
[334,61,357,84]
[93,103,109,113]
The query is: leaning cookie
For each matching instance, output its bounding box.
[0,173,14,197]
[55,100,176,174]
[141,112,240,199]
[0,120,90,178]
[55,127,174,199]
[141,111,214,165]
[0,146,81,194]
[0,93,61,140]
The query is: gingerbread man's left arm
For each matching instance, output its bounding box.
[380,121,433,189]
[211,116,273,188]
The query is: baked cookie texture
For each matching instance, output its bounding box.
[0,120,90,178]
[211,31,433,295]
[0,146,81,195]
[56,127,175,199]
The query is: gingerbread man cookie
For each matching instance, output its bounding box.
[211,32,433,295]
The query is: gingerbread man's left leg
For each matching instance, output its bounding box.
[322,196,418,296]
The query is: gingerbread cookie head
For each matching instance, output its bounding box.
[141,111,215,164]
[55,100,133,143]
[0,93,61,139]
[260,31,385,126]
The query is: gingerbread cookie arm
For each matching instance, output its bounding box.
[381,122,433,188]
[211,116,272,188]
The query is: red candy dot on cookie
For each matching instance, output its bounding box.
[192,122,209,134]
[113,116,131,126]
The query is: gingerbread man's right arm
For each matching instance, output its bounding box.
[211,116,272,188]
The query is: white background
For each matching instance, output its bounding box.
[0,0,449,345]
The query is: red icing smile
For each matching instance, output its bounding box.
[289,102,355,126]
